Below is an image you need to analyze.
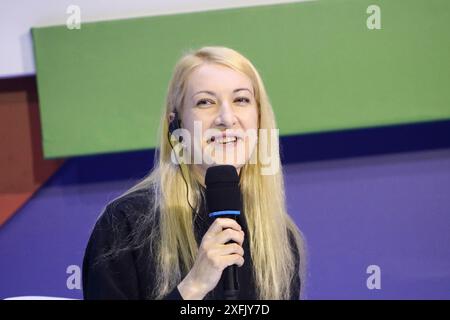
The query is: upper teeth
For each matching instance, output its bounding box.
[216,136,237,144]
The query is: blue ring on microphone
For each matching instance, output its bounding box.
[208,210,241,218]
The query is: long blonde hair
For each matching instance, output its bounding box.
[115,46,306,299]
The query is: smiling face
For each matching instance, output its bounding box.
[177,63,259,177]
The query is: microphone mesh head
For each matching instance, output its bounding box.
[205,165,242,214]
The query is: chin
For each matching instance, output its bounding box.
[201,142,251,170]
[212,154,247,166]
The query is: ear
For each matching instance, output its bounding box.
[168,112,176,123]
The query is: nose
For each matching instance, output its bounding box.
[214,101,237,128]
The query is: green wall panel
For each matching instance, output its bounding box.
[32,0,450,158]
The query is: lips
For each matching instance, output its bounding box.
[212,136,238,144]
[206,131,244,145]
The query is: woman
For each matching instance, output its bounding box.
[82,46,306,300]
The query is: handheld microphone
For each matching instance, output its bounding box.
[205,165,242,300]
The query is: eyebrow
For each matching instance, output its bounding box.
[192,88,253,99]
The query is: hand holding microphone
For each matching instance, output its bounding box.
[177,165,244,300]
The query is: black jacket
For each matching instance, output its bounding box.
[82,188,301,299]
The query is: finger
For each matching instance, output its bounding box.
[208,218,242,234]
[219,243,244,257]
[216,228,244,246]
[222,254,245,268]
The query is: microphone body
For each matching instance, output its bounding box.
[205,165,242,300]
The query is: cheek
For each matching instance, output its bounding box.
[191,112,214,128]
[184,114,212,139]
[242,107,259,130]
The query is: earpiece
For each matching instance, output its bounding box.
[167,110,197,215]
[168,111,183,143]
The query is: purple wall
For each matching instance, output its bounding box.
[287,149,450,299]
[1,147,450,299]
